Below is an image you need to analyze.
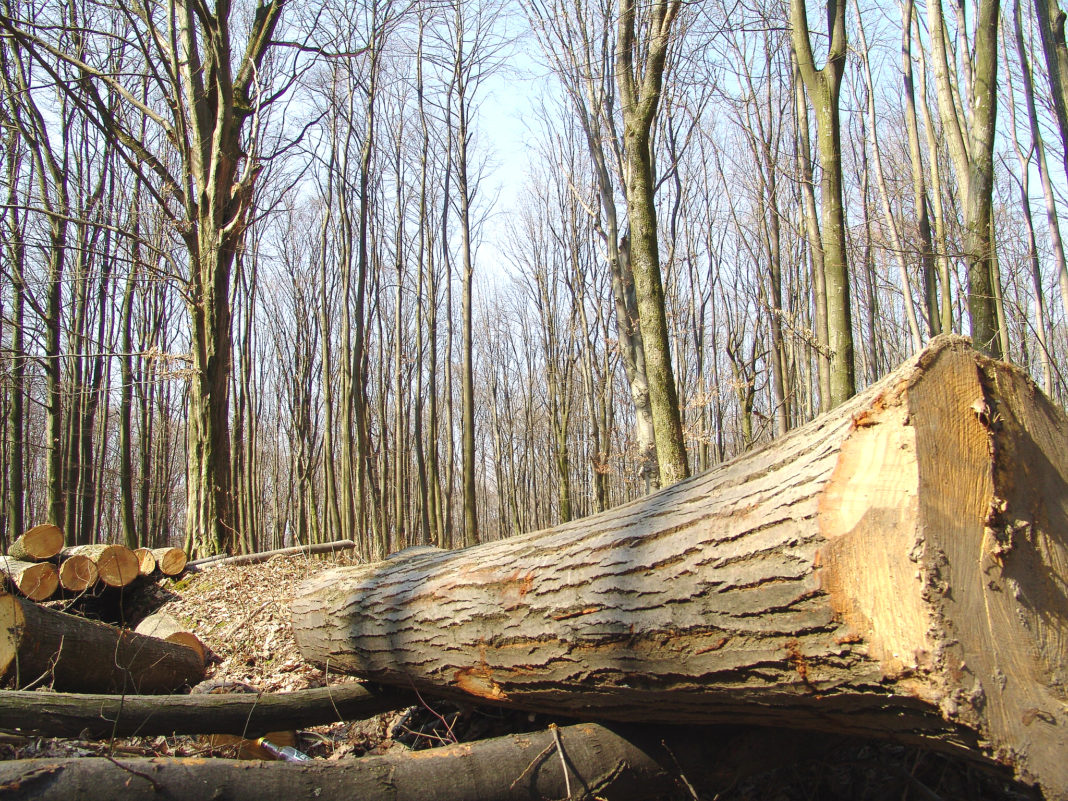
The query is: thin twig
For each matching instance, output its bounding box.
[551,723,573,798]
[101,755,162,792]
[661,739,700,800]
[509,741,556,791]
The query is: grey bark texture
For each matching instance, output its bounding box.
[293,336,1068,799]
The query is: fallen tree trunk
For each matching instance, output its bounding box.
[292,337,1068,800]
[192,539,356,571]
[0,683,415,738]
[0,592,204,693]
[0,722,819,801]
[0,557,58,601]
[8,524,64,561]
[133,613,207,664]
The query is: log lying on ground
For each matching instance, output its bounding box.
[0,557,58,601]
[134,613,207,664]
[293,337,1068,800]
[0,722,820,801]
[0,592,204,693]
[0,683,415,738]
[56,553,98,593]
[192,539,356,571]
[151,546,187,576]
[7,524,64,561]
[133,548,157,575]
[61,544,139,588]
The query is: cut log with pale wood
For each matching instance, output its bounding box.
[0,556,58,601]
[151,546,187,576]
[61,544,139,588]
[0,722,821,801]
[0,683,415,738]
[192,539,356,571]
[7,524,64,561]
[133,547,157,575]
[0,591,204,693]
[56,553,98,593]
[292,337,1068,800]
[134,613,207,665]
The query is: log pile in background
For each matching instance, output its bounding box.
[1,523,193,600]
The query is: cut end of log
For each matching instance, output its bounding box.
[9,524,64,561]
[64,545,140,588]
[0,592,25,680]
[57,555,99,593]
[133,548,157,576]
[0,558,59,601]
[151,547,188,576]
[135,613,207,665]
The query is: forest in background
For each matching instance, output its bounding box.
[1,0,1065,558]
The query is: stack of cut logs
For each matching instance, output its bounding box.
[0,527,204,694]
[0,523,188,600]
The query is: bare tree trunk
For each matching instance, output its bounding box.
[791,0,855,407]
[616,0,689,485]
[925,0,1002,356]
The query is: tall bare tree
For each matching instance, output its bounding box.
[615,0,689,484]
[790,0,856,407]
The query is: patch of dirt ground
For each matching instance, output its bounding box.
[0,554,1044,800]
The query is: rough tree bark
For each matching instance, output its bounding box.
[0,723,820,801]
[0,683,414,738]
[293,336,1068,799]
[0,592,204,693]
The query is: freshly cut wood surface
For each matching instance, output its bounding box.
[0,683,415,738]
[134,613,207,664]
[7,524,64,561]
[150,546,187,576]
[0,591,204,693]
[292,337,1068,800]
[133,548,157,575]
[0,556,58,601]
[56,554,98,593]
[61,544,139,587]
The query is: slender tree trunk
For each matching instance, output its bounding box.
[616,0,689,485]
[793,55,832,408]
[791,0,855,407]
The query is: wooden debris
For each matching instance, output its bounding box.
[133,613,207,665]
[150,547,187,576]
[133,548,157,575]
[0,722,817,801]
[192,539,356,571]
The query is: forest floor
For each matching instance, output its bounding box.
[0,553,1044,801]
